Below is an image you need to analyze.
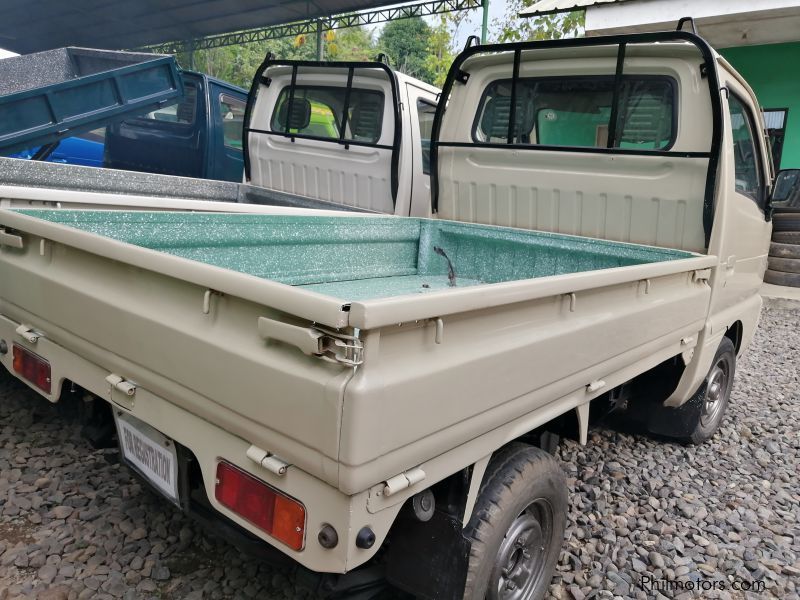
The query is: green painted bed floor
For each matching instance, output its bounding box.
[15,210,693,301]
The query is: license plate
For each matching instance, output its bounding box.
[115,413,179,504]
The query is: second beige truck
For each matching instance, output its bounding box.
[0,29,776,599]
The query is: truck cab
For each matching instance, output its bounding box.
[104,71,248,182]
[244,58,439,216]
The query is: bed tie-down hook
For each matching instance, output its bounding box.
[202,289,222,314]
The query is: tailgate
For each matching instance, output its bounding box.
[0,209,355,487]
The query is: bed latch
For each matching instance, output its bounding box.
[0,228,24,249]
[693,268,712,283]
[257,317,364,366]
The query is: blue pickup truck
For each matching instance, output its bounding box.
[104,71,247,182]
[4,62,247,183]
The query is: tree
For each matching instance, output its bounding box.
[179,35,318,89]
[425,15,454,88]
[326,25,377,61]
[493,2,584,43]
[378,18,434,83]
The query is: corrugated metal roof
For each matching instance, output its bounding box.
[0,0,407,55]
[519,0,627,18]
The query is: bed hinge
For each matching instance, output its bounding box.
[246,445,290,476]
[15,325,41,344]
[382,467,427,497]
[257,317,363,366]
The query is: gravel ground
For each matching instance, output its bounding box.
[0,298,797,600]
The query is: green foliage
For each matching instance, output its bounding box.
[378,18,435,83]
[425,15,455,88]
[179,36,316,88]
[493,2,585,42]
[327,25,377,61]
[177,14,456,90]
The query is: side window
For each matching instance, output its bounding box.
[728,94,764,207]
[270,86,385,144]
[473,77,675,151]
[416,99,437,174]
[219,94,246,149]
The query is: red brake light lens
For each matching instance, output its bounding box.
[215,460,306,551]
[12,344,51,394]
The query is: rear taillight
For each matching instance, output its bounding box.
[215,460,306,551]
[12,344,51,394]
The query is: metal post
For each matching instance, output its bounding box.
[188,39,195,70]
[481,0,489,44]
[316,19,324,61]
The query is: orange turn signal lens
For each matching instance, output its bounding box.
[215,460,305,551]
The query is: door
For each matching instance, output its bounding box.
[407,84,437,217]
[708,76,772,315]
[210,84,246,182]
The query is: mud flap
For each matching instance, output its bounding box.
[646,388,705,438]
[385,510,471,600]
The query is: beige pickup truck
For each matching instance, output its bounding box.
[0,30,775,599]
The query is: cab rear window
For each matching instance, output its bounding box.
[473,76,675,151]
[139,81,197,125]
[270,85,385,144]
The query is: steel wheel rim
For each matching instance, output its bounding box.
[700,357,730,427]
[489,499,553,600]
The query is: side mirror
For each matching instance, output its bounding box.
[771,169,800,207]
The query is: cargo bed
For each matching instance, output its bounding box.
[0,207,715,495]
[13,210,693,301]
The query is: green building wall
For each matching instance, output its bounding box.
[721,42,800,170]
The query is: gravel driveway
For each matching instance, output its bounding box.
[0,298,797,600]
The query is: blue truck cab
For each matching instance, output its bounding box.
[104,71,247,182]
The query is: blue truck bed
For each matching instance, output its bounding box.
[0,47,182,154]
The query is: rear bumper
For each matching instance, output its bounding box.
[0,312,401,574]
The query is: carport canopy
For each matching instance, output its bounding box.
[0,0,406,54]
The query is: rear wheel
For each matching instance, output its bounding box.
[463,444,567,600]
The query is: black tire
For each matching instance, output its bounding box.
[772,231,800,244]
[682,337,736,445]
[772,212,800,232]
[768,256,800,273]
[764,268,800,287]
[463,444,567,600]
[769,242,800,259]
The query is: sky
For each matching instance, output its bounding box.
[449,0,510,45]
[0,0,515,59]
